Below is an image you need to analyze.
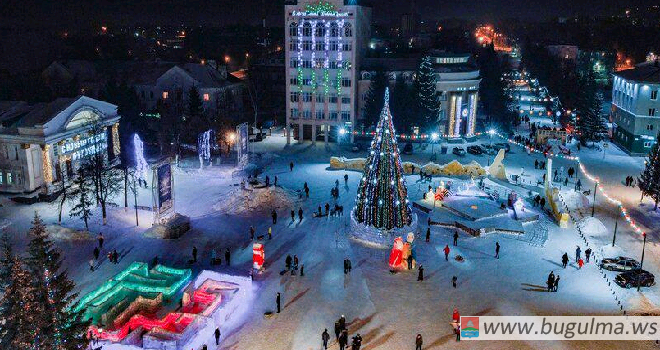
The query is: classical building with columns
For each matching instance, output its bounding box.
[284,0,372,144]
[0,96,121,194]
[357,52,480,138]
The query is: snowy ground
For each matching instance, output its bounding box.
[1,132,659,349]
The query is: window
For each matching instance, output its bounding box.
[302,78,312,86]
[342,96,351,104]
[290,78,298,85]
[329,111,338,120]
[302,60,312,68]
[644,141,653,148]
[203,93,210,101]
[302,92,312,102]
[329,41,339,51]
[302,23,312,37]
[341,111,350,121]
[344,23,352,37]
[341,79,352,87]
[0,171,3,185]
[302,40,312,51]
[315,23,326,37]
[330,23,339,37]
[329,61,340,69]
[290,59,299,68]
[652,90,658,100]
[162,91,169,99]
[6,172,11,185]
[290,92,299,102]
[342,43,352,51]
[289,41,296,51]
[314,58,325,69]
[290,108,299,119]
[647,124,654,131]
[302,110,312,119]
[289,23,298,37]
[315,42,325,51]
[316,94,325,103]
[316,110,325,119]
[650,108,657,117]
[329,95,338,103]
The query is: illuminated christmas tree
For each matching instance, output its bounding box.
[355,88,412,230]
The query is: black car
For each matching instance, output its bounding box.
[452,147,466,156]
[493,142,510,152]
[615,269,654,288]
[467,145,483,155]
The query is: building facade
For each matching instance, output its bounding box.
[284,0,372,144]
[357,52,480,138]
[611,61,660,155]
[0,96,121,193]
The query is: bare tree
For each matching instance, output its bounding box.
[68,167,93,230]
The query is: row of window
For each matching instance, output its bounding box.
[290,59,349,70]
[290,41,352,51]
[290,109,351,121]
[0,170,19,186]
[289,23,352,38]
[290,92,351,104]
[160,91,211,101]
[615,131,654,148]
[290,77,352,87]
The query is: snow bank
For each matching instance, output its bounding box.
[213,186,299,216]
[577,217,607,236]
[45,224,94,241]
[560,189,589,210]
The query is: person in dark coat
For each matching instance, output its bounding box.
[452,275,457,288]
[300,264,304,276]
[192,246,198,262]
[585,248,592,263]
[453,231,459,246]
[298,208,304,222]
[426,227,430,242]
[418,265,424,281]
[285,255,292,270]
[347,259,352,273]
[407,254,413,270]
[562,253,569,268]
[343,258,348,274]
[322,329,330,349]
[225,248,231,266]
[554,275,560,292]
[214,328,221,345]
[339,315,346,330]
[250,226,255,240]
[276,292,281,313]
[334,321,341,340]
[290,162,294,171]
[305,186,309,198]
[293,255,299,270]
[291,210,295,222]
[575,246,581,263]
[415,334,423,350]
[93,247,99,260]
[98,233,104,249]
[540,197,546,209]
[325,203,330,216]
[272,210,277,224]
[547,271,555,292]
[339,330,348,350]
[344,174,349,184]
[495,242,500,258]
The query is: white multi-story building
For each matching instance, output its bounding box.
[285,0,371,144]
[611,60,660,154]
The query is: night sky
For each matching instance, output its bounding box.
[1,0,656,28]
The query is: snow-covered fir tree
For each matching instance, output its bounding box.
[355,88,412,229]
[2,255,43,350]
[26,213,90,350]
[576,69,607,144]
[638,133,660,210]
[68,167,94,230]
[415,56,440,127]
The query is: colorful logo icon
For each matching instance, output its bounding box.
[461,316,479,338]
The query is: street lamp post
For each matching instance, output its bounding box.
[591,181,598,217]
[487,129,495,165]
[638,233,647,292]
[431,132,439,157]
[612,209,618,247]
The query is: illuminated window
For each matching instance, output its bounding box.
[0,171,3,184]
[289,23,298,37]
[652,90,658,100]
[203,93,210,101]
[6,172,11,185]
[344,23,352,37]
[162,91,169,99]
[650,108,657,117]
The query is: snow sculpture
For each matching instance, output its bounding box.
[488,149,507,180]
[198,129,212,168]
[253,243,264,270]
[544,159,569,228]
[388,236,416,271]
[133,134,149,182]
[388,237,404,270]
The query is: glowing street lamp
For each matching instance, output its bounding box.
[430,132,439,155]
[227,132,236,154]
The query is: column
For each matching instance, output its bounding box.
[324,124,329,146]
[298,121,304,143]
[41,144,53,184]
[311,123,317,144]
[286,124,291,144]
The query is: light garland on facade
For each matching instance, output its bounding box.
[112,123,121,156]
[41,144,53,183]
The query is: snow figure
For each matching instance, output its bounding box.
[406,232,417,267]
[133,134,149,182]
[354,88,412,230]
[197,129,212,169]
[388,237,404,270]
[252,243,264,270]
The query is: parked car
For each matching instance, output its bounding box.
[403,142,413,154]
[615,269,655,288]
[467,145,483,155]
[351,143,361,152]
[600,257,641,272]
[452,147,466,156]
[482,144,496,155]
[493,142,510,152]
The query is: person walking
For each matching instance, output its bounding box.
[334,321,341,341]
[415,334,423,350]
[452,275,457,288]
[300,264,304,276]
[534,159,539,169]
[575,179,582,191]
[89,259,95,271]
[305,186,309,198]
[214,328,221,345]
[585,248,592,263]
[274,175,278,186]
[407,254,413,270]
[347,258,352,273]
[495,242,500,259]
[291,209,295,222]
[343,258,348,274]
[293,255,299,270]
[192,246,198,263]
[225,248,231,266]
[290,161,294,171]
[98,233,104,249]
[443,245,450,261]
[453,231,459,246]
[344,174,349,184]
[575,246,581,263]
[418,265,424,281]
[339,330,348,350]
[250,226,255,240]
[272,209,277,224]
[93,247,100,260]
[298,207,304,222]
[322,329,330,349]
[276,292,281,313]
[286,255,292,271]
[325,203,330,216]
[547,271,555,292]
[426,227,430,242]
[562,253,569,268]
[268,227,272,240]
[554,275,560,292]
[578,258,584,269]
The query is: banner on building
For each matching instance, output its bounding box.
[156,163,173,215]
[236,122,248,168]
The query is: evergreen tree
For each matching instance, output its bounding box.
[414,56,440,128]
[68,167,93,230]
[391,75,415,133]
[0,231,16,346]
[3,255,43,350]
[638,133,660,210]
[26,213,89,350]
[355,88,412,229]
[575,70,606,145]
[361,69,388,129]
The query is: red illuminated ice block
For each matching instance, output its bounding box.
[253,243,264,270]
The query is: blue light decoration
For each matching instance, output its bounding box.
[354,88,412,229]
[133,134,149,181]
